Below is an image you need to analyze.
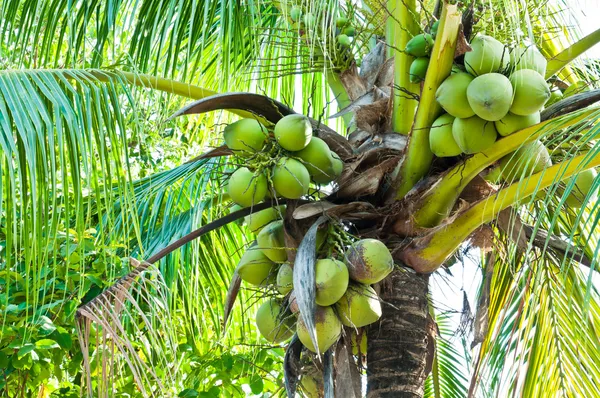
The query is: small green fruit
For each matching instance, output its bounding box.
[452,116,498,154]
[228,168,267,207]
[237,245,277,286]
[300,366,323,397]
[336,283,382,328]
[244,206,283,234]
[436,72,475,118]
[256,299,295,343]
[546,88,563,106]
[331,152,343,179]
[563,81,589,98]
[430,20,440,37]
[257,220,288,262]
[290,7,302,22]
[405,33,435,57]
[563,168,598,208]
[337,34,351,47]
[342,26,356,37]
[495,112,540,136]
[409,57,430,83]
[274,114,313,151]
[315,259,349,306]
[509,69,551,115]
[345,239,394,284]
[430,113,462,157]
[297,305,342,354]
[499,140,552,182]
[272,157,310,199]
[223,119,268,157]
[464,34,508,76]
[467,73,513,121]
[303,13,316,29]
[296,137,337,184]
[510,45,547,76]
[335,17,349,28]
[276,263,294,295]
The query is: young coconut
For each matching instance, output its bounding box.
[452,116,498,154]
[409,57,430,83]
[244,206,283,234]
[495,112,540,137]
[300,365,323,398]
[315,259,350,306]
[563,81,589,98]
[296,305,342,354]
[274,114,313,151]
[237,245,277,286]
[228,168,267,207]
[405,33,434,57]
[296,137,337,183]
[499,140,552,182]
[435,72,475,118]
[464,34,509,76]
[430,20,440,37]
[331,153,344,179]
[229,204,245,226]
[290,6,302,22]
[342,26,356,37]
[337,34,351,47]
[276,263,294,295]
[563,168,598,208]
[467,73,513,121]
[429,113,462,157]
[510,45,547,76]
[546,88,563,107]
[223,119,268,157]
[255,299,295,343]
[336,283,382,328]
[272,157,311,199]
[509,69,551,115]
[345,239,394,284]
[257,220,288,262]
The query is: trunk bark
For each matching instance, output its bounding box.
[366,269,430,397]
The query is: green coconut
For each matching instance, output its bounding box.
[255,299,295,343]
[331,153,344,179]
[510,46,547,76]
[409,57,430,83]
[345,239,394,284]
[499,140,552,182]
[563,168,598,208]
[465,34,509,76]
[546,88,563,106]
[274,114,313,151]
[429,113,462,157]
[314,259,350,306]
[300,366,323,398]
[296,305,342,354]
[244,206,283,234]
[563,81,590,98]
[435,72,475,118]
[405,33,434,57]
[452,116,498,154]
[229,204,244,226]
[495,112,540,137]
[351,331,368,357]
[337,34,351,47]
[296,137,337,183]
[336,17,349,28]
[509,69,551,115]
[343,26,356,37]
[228,168,267,207]
[336,283,382,328]
[430,20,440,37]
[276,263,294,295]
[467,73,513,121]
[272,157,311,199]
[237,245,277,286]
[290,7,302,22]
[257,220,288,262]
[223,119,268,157]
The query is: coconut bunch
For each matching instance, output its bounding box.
[288,5,357,48]
[405,20,439,83]
[224,114,343,207]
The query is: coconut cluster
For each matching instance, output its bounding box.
[405,21,439,83]
[224,114,343,207]
[288,6,357,49]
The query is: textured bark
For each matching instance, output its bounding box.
[367,269,430,398]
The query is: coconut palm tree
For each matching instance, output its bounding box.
[1,0,600,397]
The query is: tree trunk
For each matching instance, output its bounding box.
[366,269,430,397]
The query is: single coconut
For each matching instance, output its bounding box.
[276,263,294,295]
[303,13,316,29]
[430,20,440,37]
[563,168,598,208]
[315,259,350,306]
[255,299,295,343]
[563,81,589,98]
[467,73,513,121]
[296,137,337,183]
[464,34,509,76]
[435,72,475,118]
[345,239,394,284]
[300,366,323,398]
[228,168,267,207]
[223,119,268,157]
[499,140,552,182]
[272,157,310,199]
[244,206,283,234]
[546,88,563,107]
[351,331,368,357]
[343,26,356,37]
[336,283,382,328]
[510,46,547,76]
[237,245,277,286]
[290,7,302,22]
[405,33,434,57]
[452,116,498,154]
[296,305,342,354]
[335,17,349,28]
[495,112,540,137]
[409,57,430,83]
[509,69,551,115]
[274,114,313,151]
[331,152,344,179]
[429,113,462,157]
[229,204,245,226]
[337,34,351,47]
[257,220,288,262]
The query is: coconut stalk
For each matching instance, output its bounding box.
[327,70,354,128]
[400,150,600,273]
[394,2,462,199]
[387,0,419,135]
